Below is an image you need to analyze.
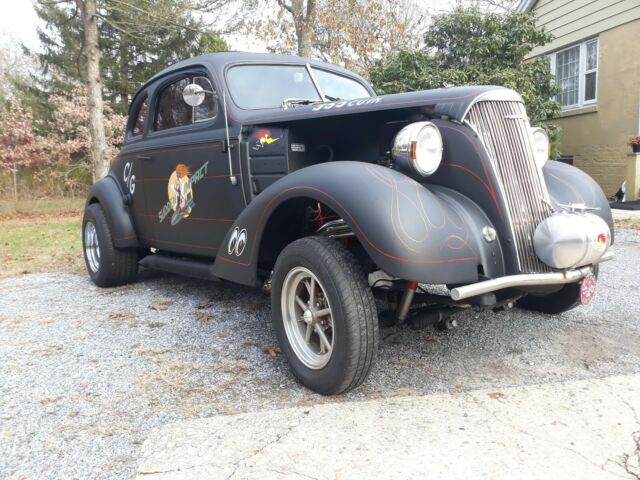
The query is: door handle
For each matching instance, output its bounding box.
[136,155,152,161]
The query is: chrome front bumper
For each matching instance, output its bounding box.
[450,250,614,301]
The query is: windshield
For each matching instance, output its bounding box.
[227,64,321,109]
[311,68,371,100]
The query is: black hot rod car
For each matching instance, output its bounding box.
[83,52,614,394]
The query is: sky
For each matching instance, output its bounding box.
[0,0,468,55]
[0,0,40,50]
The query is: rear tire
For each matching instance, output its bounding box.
[271,236,378,395]
[517,282,581,314]
[82,203,138,287]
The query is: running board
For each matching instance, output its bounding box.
[139,254,220,281]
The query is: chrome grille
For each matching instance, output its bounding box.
[465,100,553,273]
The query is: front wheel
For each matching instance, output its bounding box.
[271,237,379,395]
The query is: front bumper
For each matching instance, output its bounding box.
[450,250,614,301]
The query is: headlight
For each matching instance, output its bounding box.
[392,121,443,176]
[531,127,549,168]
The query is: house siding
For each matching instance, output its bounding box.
[548,19,640,196]
[528,0,640,57]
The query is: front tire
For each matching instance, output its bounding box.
[82,203,138,287]
[271,237,378,395]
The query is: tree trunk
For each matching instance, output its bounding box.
[78,0,109,181]
[295,0,316,57]
[119,33,130,112]
[12,168,18,202]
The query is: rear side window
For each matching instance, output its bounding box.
[131,96,148,137]
[311,68,370,100]
[155,75,217,131]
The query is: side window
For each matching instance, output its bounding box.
[131,96,148,137]
[155,78,191,130]
[155,75,217,131]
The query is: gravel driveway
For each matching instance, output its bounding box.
[1,230,639,479]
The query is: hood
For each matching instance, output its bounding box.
[232,86,519,125]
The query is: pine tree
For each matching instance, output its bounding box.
[32,0,230,178]
[34,0,230,114]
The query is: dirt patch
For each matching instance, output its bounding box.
[552,324,640,370]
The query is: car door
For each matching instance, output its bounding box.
[139,71,245,258]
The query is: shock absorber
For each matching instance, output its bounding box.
[396,280,418,323]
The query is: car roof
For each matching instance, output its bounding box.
[129,51,372,113]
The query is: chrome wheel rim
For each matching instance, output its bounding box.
[84,221,100,273]
[281,267,334,370]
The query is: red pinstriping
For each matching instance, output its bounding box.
[140,236,218,251]
[436,124,502,218]
[120,143,222,160]
[439,163,493,195]
[217,185,479,268]
[364,165,475,256]
[113,235,137,241]
[135,173,240,182]
[138,213,233,222]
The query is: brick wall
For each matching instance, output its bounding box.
[547,19,640,197]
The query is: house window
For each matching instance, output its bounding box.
[549,37,598,110]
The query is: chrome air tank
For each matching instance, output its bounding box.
[533,210,611,269]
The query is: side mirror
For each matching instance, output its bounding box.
[183,83,207,107]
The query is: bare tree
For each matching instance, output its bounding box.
[456,0,519,12]
[77,0,110,180]
[274,0,317,57]
[246,0,427,73]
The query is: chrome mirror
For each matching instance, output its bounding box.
[183,83,206,107]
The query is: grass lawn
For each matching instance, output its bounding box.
[0,199,84,279]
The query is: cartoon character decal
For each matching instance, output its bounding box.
[158,161,209,226]
[252,129,280,150]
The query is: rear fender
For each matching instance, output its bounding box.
[213,162,503,286]
[86,175,140,248]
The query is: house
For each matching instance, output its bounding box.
[517,0,640,201]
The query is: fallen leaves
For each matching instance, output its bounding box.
[241,339,260,348]
[262,346,282,357]
[487,391,506,399]
[195,312,213,322]
[196,302,212,310]
[108,311,129,320]
[394,358,417,367]
[148,300,174,311]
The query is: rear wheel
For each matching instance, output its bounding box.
[271,236,378,395]
[82,203,138,287]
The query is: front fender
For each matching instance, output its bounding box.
[85,174,140,248]
[213,162,503,286]
[543,160,614,244]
